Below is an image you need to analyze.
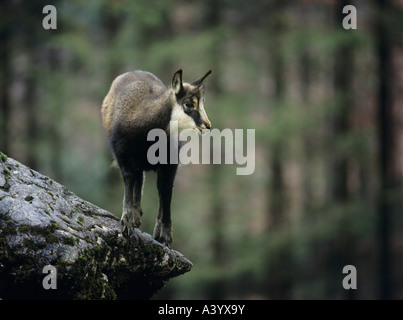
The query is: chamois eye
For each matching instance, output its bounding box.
[184,102,193,109]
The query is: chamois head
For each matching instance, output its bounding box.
[170,69,212,134]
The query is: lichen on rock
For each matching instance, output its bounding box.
[0,152,192,299]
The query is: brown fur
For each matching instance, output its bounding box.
[102,71,170,137]
[101,69,211,246]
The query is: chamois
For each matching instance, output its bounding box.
[102,69,212,246]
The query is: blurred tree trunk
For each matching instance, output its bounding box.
[329,2,351,203]
[297,2,317,297]
[205,0,226,300]
[137,1,173,71]
[25,45,39,171]
[102,0,123,81]
[0,0,12,154]
[101,0,125,194]
[376,0,392,299]
[326,0,356,299]
[48,48,64,182]
[265,0,293,299]
[268,4,286,230]
[18,1,45,171]
[376,0,403,300]
[299,45,313,214]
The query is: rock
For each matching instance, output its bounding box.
[0,152,192,299]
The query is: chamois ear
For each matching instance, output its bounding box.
[191,70,212,87]
[172,69,184,97]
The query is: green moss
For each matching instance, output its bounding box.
[3,166,10,176]
[0,194,15,201]
[23,238,46,251]
[61,217,71,225]
[142,242,163,256]
[18,225,30,233]
[84,235,95,244]
[50,220,60,228]
[44,233,58,244]
[56,246,117,299]
[62,236,76,246]
[24,195,34,202]
[1,224,17,236]
[0,182,10,192]
[1,166,11,192]
[0,152,8,162]
[15,223,59,244]
[77,216,84,226]
[46,191,56,200]
[19,221,61,244]
[68,224,84,232]
[44,221,60,243]
[33,183,51,192]
[43,209,51,217]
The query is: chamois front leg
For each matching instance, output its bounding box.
[121,169,144,235]
[153,164,177,247]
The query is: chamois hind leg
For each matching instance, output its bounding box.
[153,164,177,247]
[120,166,144,235]
[133,170,145,225]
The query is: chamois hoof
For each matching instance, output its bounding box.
[153,221,173,247]
[121,219,134,236]
[121,212,141,236]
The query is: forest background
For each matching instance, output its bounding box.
[1,0,403,299]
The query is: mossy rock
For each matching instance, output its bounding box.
[0,152,192,299]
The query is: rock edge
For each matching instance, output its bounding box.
[0,152,192,299]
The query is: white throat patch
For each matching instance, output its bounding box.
[167,102,197,134]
